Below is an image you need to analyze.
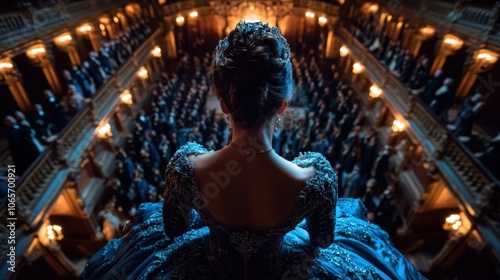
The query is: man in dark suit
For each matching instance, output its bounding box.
[43,89,68,132]
[416,69,444,106]
[371,145,394,191]
[430,78,455,119]
[5,115,42,173]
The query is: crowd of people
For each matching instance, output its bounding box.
[350,16,498,178]
[3,19,153,174]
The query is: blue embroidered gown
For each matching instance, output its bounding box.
[82,143,426,279]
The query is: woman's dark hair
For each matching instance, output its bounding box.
[213,22,293,128]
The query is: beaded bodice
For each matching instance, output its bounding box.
[162,142,338,279]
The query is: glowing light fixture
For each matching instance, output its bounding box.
[391,120,405,133]
[318,16,327,27]
[137,66,148,80]
[387,15,393,22]
[305,11,315,18]
[443,214,462,231]
[98,123,112,139]
[0,61,13,69]
[120,90,133,105]
[443,34,463,51]
[369,85,382,98]
[78,23,93,34]
[189,11,198,18]
[151,46,162,57]
[369,4,379,13]
[26,44,47,59]
[339,45,349,57]
[419,26,435,39]
[47,224,63,242]
[54,32,72,47]
[352,62,364,74]
[176,16,185,26]
[476,49,499,64]
[113,16,119,23]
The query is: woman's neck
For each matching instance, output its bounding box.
[230,124,274,150]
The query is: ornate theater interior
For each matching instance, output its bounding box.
[0,0,499,279]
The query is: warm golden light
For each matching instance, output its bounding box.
[369,4,379,13]
[352,62,364,74]
[113,16,119,23]
[443,214,462,231]
[120,90,133,105]
[387,15,393,21]
[54,33,72,47]
[151,46,162,57]
[100,16,110,24]
[476,49,499,64]
[443,34,463,51]
[318,16,327,27]
[369,85,382,98]
[78,23,93,34]
[126,5,135,14]
[189,11,198,18]
[305,12,315,18]
[137,66,148,80]
[46,224,63,242]
[99,24,106,31]
[26,44,47,59]
[98,123,112,139]
[339,45,349,57]
[176,16,185,26]
[419,26,435,38]
[0,61,13,69]
[391,120,405,133]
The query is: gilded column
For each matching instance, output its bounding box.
[0,58,32,111]
[54,32,81,66]
[430,34,463,75]
[456,48,499,99]
[26,43,62,95]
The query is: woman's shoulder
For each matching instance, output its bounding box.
[292,152,337,193]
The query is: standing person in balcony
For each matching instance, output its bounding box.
[42,89,68,132]
[408,57,430,93]
[4,115,42,173]
[416,68,445,105]
[429,78,455,119]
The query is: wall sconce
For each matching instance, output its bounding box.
[443,34,463,51]
[54,32,73,48]
[189,11,198,18]
[476,49,499,64]
[126,5,135,14]
[120,90,133,104]
[46,224,64,243]
[137,66,148,80]
[0,61,13,70]
[151,46,162,57]
[26,44,47,60]
[387,15,393,22]
[100,16,110,24]
[369,85,382,98]
[113,16,119,23]
[391,120,405,133]
[318,16,327,27]
[98,123,112,139]
[339,45,349,57]
[176,16,185,26]
[352,62,364,74]
[419,26,435,39]
[77,23,93,34]
[443,214,462,232]
[369,4,379,13]
[305,11,315,18]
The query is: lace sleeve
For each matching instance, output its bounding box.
[162,142,209,238]
[294,152,338,249]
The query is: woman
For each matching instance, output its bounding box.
[82,22,425,279]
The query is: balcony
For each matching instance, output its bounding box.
[338,26,500,267]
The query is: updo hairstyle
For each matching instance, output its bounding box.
[212,22,293,128]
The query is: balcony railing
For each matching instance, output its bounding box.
[0,0,130,53]
[370,0,499,38]
[339,27,500,260]
[0,27,162,276]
